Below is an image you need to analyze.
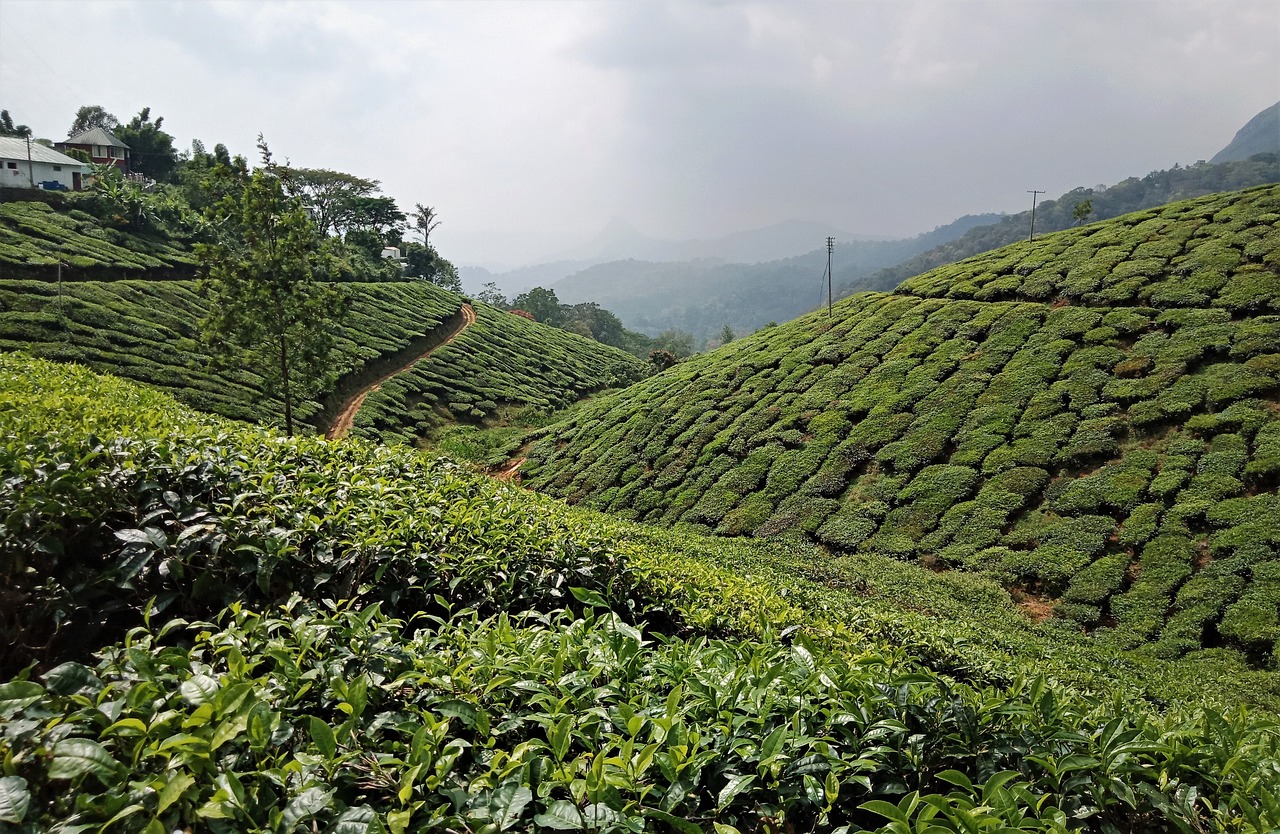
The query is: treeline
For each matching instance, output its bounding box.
[843,153,1280,296]
[3,104,460,288]
[474,282,701,363]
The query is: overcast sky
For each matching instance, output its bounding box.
[1,0,1276,268]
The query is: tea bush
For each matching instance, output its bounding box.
[3,355,1280,833]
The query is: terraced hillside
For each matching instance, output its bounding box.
[0,199,196,277]
[522,185,1280,665]
[0,275,645,435]
[3,355,1278,833]
[351,301,646,445]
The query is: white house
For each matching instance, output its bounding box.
[0,137,89,191]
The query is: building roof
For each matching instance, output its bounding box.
[0,137,89,167]
[62,126,129,149]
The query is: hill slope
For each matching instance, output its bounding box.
[843,155,1280,299]
[0,272,644,436]
[1211,100,1280,163]
[522,185,1280,665]
[2,354,1278,832]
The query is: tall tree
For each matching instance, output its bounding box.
[115,107,179,182]
[68,105,118,137]
[0,110,31,138]
[412,204,440,247]
[512,287,564,325]
[333,194,405,240]
[404,242,461,292]
[197,139,348,436]
[281,168,379,236]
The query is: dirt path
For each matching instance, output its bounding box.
[492,457,526,482]
[326,303,476,440]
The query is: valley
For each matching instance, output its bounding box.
[1,113,1279,833]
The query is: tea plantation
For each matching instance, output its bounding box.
[522,185,1280,667]
[0,200,196,276]
[2,355,1278,832]
[349,301,647,445]
[0,274,644,437]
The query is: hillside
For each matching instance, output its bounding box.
[842,155,1280,300]
[1211,100,1280,164]
[521,185,1280,667]
[2,354,1277,832]
[0,198,197,277]
[0,265,644,439]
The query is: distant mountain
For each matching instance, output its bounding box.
[552,213,1001,342]
[842,155,1280,299]
[460,218,889,300]
[539,217,887,267]
[1211,100,1279,163]
[460,260,597,297]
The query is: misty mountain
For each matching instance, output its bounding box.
[1210,100,1279,164]
[552,213,1001,342]
[461,216,924,302]
[540,217,890,266]
[460,260,598,297]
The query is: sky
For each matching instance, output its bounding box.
[1,0,1276,269]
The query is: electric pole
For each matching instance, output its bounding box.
[826,236,834,318]
[25,136,34,188]
[1027,190,1044,242]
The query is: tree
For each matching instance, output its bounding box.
[197,139,348,436]
[477,282,508,308]
[1072,199,1094,225]
[0,110,31,138]
[412,204,441,247]
[334,194,405,241]
[281,168,380,237]
[512,287,564,325]
[404,242,461,291]
[648,349,679,372]
[650,329,696,358]
[68,105,118,137]
[719,324,735,345]
[115,107,179,182]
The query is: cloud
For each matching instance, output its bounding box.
[0,0,1275,266]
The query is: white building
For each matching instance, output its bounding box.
[0,137,89,191]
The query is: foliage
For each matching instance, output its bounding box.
[197,143,349,435]
[512,287,565,325]
[851,156,1280,297]
[67,105,118,138]
[0,200,195,274]
[282,167,383,237]
[351,301,647,445]
[2,355,1280,833]
[0,110,30,138]
[114,107,179,183]
[412,203,441,248]
[404,242,461,291]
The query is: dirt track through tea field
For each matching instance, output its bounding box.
[326,303,476,440]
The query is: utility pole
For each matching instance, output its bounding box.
[826,236,834,318]
[1027,190,1044,242]
[25,136,34,188]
